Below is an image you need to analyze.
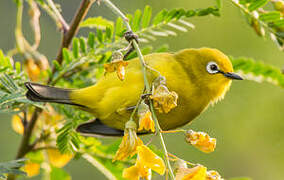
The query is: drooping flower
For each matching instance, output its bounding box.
[47,149,73,168]
[151,84,178,113]
[104,52,129,81]
[123,145,165,180]
[137,145,166,175]
[113,121,143,161]
[123,158,152,180]
[206,170,224,180]
[185,130,216,153]
[24,59,41,82]
[138,101,155,132]
[23,161,40,177]
[176,165,207,180]
[12,114,25,135]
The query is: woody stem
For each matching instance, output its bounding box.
[102,0,175,179]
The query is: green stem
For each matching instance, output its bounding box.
[15,0,25,53]
[230,0,276,35]
[102,0,175,179]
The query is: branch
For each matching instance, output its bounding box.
[55,0,95,65]
[46,0,69,32]
[102,0,175,179]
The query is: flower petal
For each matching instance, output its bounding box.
[47,149,73,168]
[23,162,40,177]
[186,130,216,153]
[176,165,207,180]
[206,170,224,180]
[151,84,178,113]
[137,145,165,175]
[123,165,140,180]
[113,125,143,161]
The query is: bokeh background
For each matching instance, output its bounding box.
[1,0,284,179]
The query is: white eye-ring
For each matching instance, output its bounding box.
[206,61,219,74]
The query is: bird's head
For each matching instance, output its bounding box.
[175,48,243,104]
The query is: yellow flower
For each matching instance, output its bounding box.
[151,84,178,113]
[104,59,128,81]
[113,121,143,161]
[138,101,155,132]
[185,130,216,153]
[24,59,41,82]
[11,114,24,135]
[23,161,40,177]
[137,145,166,175]
[176,165,207,180]
[123,145,165,180]
[47,149,73,168]
[123,159,152,180]
[206,170,224,180]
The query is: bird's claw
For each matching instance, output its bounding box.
[123,31,139,60]
[124,30,139,44]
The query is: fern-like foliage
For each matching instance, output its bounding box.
[231,0,284,50]
[81,5,220,44]
[231,56,284,88]
[0,159,26,179]
[0,50,42,112]
[55,5,220,87]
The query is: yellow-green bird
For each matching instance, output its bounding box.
[25,48,242,136]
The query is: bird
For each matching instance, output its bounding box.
[25,48,243,137]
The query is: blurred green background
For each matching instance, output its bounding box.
[1,0,284,179]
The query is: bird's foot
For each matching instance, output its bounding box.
[124,30,139,43]
[123,30,139,60]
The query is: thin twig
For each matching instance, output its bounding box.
[230,0,276,35]
[54,0,94,65]
[102,0,175,179]
[48,0,95,84]
[46,0,69,32]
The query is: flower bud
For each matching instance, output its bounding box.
[185,130,216,153]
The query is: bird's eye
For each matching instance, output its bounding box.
[206,62,219,74]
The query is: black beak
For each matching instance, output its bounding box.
[223,72,243,80]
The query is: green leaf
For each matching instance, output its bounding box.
[97,29,103,43]
[239,0,253,5]
[15,62,21,74]
[105,26,113,40]
[141,5,152,29]
[259,11,281,22]
[72,38,80,59]
[80,16,114,30]
[131,9,142,32]
[115,17,124,37]
[0,159,27,179]
[79,37,87,54]
[62,48,72,64]
[231,56,284,88]
[50,167,71,180]
[52,60,61,71]
[152,9,168,25]
[270,19,284,28]
[196,7,220,16]
[87,32,95,49]
[248,0,268,11]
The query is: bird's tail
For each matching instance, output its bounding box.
[25,82,84,107]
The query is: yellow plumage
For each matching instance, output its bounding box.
[68,48,236,131]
